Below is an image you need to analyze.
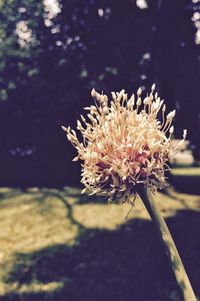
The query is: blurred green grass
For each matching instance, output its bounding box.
[0,186,200,301]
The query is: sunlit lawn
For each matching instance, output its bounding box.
[0,184,200,301]
[172,167,200,176]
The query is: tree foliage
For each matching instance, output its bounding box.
[0,0,199,185]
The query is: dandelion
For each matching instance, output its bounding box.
[62,85,186,203]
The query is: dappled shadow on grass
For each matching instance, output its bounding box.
[22,186,108,205]
[2,210,200,301]
[161,187,200,210]
[44,188,108,205]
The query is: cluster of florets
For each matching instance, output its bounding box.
[62,85,186,203]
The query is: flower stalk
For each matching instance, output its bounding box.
[137,185,197,301]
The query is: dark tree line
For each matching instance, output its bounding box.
[0,0,199,186]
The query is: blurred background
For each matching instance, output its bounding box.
[0,0,199,187]
[0,0,200,300]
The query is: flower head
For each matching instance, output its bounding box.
[62,85,186,203]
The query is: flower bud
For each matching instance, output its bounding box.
[162,104,166,112]
[111,92,116,99]
[167,110,176,120]
[136,97,142,107]
[77,120,82,129]
[61,126,67,132]
[143,97,150,105]
[72,156,79,162]
[153,102,160,112]
[151,83,156,91]
[130,94,135,104]
[91,88,96,97]
[169,126,174,134]
[104,95,108,102]
[183,129,187,139]
[118,89,125,101]
[137,87,142,96]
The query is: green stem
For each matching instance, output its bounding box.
[137,185,197,301]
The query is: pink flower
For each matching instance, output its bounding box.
[62,85,186,203]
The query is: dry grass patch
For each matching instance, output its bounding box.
[0,187,199,300]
